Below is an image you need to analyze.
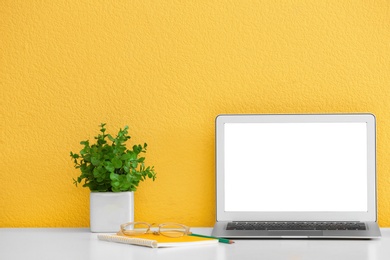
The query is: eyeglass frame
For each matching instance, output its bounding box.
[119,222,192,238]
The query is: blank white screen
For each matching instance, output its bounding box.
[224,123,368,212]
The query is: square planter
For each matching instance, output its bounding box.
[90,191,134,233]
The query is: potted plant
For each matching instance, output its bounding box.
[70,123,156,232]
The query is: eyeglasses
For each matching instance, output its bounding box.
[119,222,191,238]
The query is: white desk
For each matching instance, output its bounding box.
[0,228,389,260]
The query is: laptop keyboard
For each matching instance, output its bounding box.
[226,222,366,231]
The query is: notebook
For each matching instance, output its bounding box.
[98,233,218,248]
[211,114,381,239]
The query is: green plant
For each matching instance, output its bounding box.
[70,123,156,192]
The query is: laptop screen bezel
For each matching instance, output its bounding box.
[215,113,377,222]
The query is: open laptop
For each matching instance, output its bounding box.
[212,114,381,239]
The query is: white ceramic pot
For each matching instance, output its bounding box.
[90,191,134,233]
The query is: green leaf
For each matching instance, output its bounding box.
[107,134,115,142]
[104,162,115,173]
[91,157,100,166]
[93,167,100,177]
[70,152,79,159]
[110,172,119,181]
[120,153,130,160]
[124,173,130,181]
[112,157,122,169]
[133,145,141,154]
[80,140,89,146]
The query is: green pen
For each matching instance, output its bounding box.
[189,233,235,244]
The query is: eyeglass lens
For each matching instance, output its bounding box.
[122,222,150,235]
[159,223,187,237]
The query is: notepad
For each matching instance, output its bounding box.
[98,233,218,248]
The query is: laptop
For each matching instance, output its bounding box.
[211,114,381,239]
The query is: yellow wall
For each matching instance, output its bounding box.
[1,1,389,227]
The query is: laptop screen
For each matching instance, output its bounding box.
[216,114,377,221]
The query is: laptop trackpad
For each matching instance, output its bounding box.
[268,230,323,237]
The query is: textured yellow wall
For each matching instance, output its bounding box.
[1,1,389,227]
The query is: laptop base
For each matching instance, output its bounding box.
[212,221,381,239]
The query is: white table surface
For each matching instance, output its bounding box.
[0,228,389,260]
